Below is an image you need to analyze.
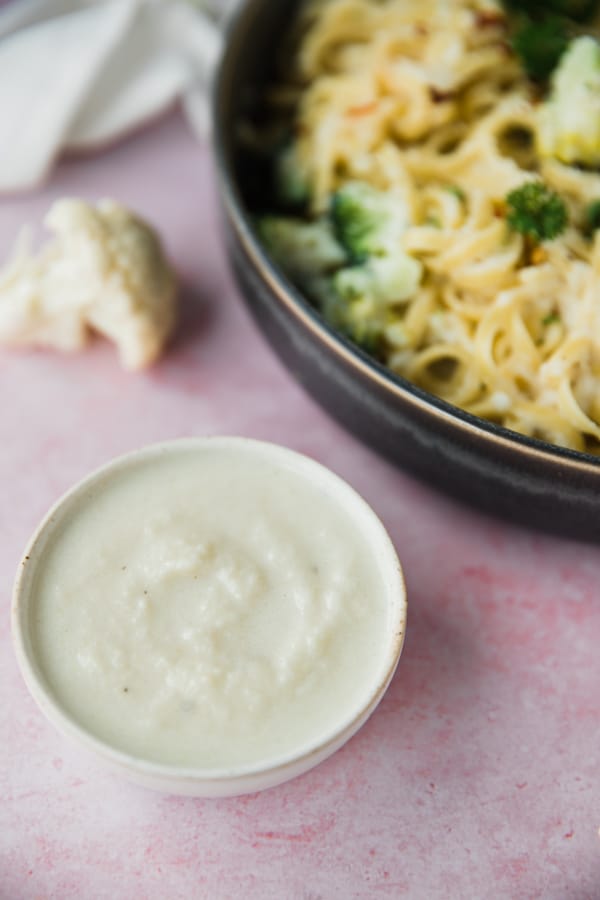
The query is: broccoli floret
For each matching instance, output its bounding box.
[584,199,600,235]
[326,181,422,352]
[259,182,422,356]
[537,36,600,167]
[325,254,420,349]
[338,309,385,356]
[334,255,422,306]
[256,216,347,280]
[505,182,569,242]
[512,17,570,81]
[326,290,385,355]
[273,143,310,210]
[302,253,421,357]
[298,274,383,355]
[330,182,409,263]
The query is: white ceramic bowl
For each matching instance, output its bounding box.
[12,437,407,797]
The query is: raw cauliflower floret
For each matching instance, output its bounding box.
[537,36,600,168]
[0,198,177,369]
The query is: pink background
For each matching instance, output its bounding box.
[1,114,600,899]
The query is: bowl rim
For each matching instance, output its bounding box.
[212,0,600,479]
[12,436,407,788]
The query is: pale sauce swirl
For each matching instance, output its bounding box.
[32,443,393,769]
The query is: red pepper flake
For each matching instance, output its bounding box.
[493,200,506,219]
[530,245,548,266]
[474,10,506,29]
[346,101,378,117]
[430,87,455,104]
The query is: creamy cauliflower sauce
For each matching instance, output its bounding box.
[29,444,394,770]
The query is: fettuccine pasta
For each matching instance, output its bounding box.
[255,0,600,452]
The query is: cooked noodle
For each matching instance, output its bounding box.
[257,0,600,452]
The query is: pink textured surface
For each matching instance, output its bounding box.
[2,115,600,900]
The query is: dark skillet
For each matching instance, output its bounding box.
[212,0,600,541]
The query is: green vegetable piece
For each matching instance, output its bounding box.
[334,267,374,303]
[326,181,422,349]
[332,302,385,355]
[584,199,600,235]
[333,254,423,307]
[312,253,421,356]
[306,274,385,356]
[537,36,600,167]
[512,17,570,81]
[330,181,409,263]
[445,185,466,202]
[343,319,385,357]
[542,312,561,326]
[256,216,347,280]
[505,182,568,242]
[274,143,310,210]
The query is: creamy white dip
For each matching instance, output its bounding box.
[30,441,396,770]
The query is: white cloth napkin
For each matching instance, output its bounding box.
[0,0,240,193]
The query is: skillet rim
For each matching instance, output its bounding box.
[212,0,600,482]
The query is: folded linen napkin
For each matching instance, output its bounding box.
[0,0,240,193]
